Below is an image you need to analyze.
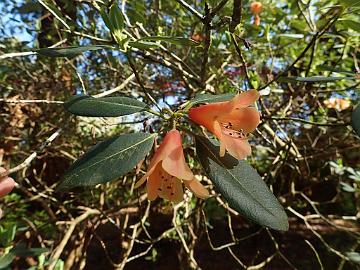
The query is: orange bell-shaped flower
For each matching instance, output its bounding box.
[189,89,260,160]
[250,2,263,26]
[135,130,209,202]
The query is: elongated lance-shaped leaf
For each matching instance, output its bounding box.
[279,76,355,83]
[58,133,156,190]
[36,45,114,57]
[191,93,235,106]
[109,3,124,33]
[195,136,288,231]
[352,104,360,137]
[64,95,147,117]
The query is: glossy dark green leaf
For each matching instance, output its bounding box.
[191,93,235,106]
[279,76,355,83]
[196,136,288,231]
[100,7,112,30]
[109,4,124,33]
[64,95,147,117]
[58,133,156,190]
[352,104,360,136]
[36,45,113,57]
[138,36,199,46]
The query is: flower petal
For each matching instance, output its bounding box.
[160,177,183,203]
[147,129,183,172]
[219,107,260,133]
[0,177,15,197]
[189,90,259,134]
[213,121,226,157]
[230,89,260,109]
[189,105,220,133]
[136,129,187,188]
[184,177,209,199]
[146,163,162,200]
[162,146,194,181]
[220,134,252,160]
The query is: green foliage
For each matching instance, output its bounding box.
[36,45,113,57]
[58,133,156,189]
[1,0,360,268]
[64,96,148,117]
[279,76,356,83]
[195,136,288,231]
[352,104,360,136]
[190,93,235,106]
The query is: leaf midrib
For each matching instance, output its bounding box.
[80,98,146,111]
[198,137,277,218]
[66,134,155,181]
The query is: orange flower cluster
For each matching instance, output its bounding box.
[323,97,351,111]
[250,1,263,26]
[137,90,260,203]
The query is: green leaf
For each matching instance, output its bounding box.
[0,224,17,247]
[11,244,48,257]
[340,182,355,192]
[0,253,14,269]
[100,7,112,30]
[352,104,360,136]
[316,65,354,75]
[64,95,147,117]
[191,93,235,105]
[338,0,360,8]
[346,252,360,264]
[338,19,360,32]
[195,136,288,231]
[58,133,156,190]
[128,41,160,50]
[109,4,124,33]
[279,76,355,83]
[138,36,199,46]
[36,45,113,57]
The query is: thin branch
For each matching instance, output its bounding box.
[174,0,204,21]
[0,129,62,179]
[267,116,350,127]
[260,11,343,89]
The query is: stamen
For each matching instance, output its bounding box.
[221,123,248,139]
